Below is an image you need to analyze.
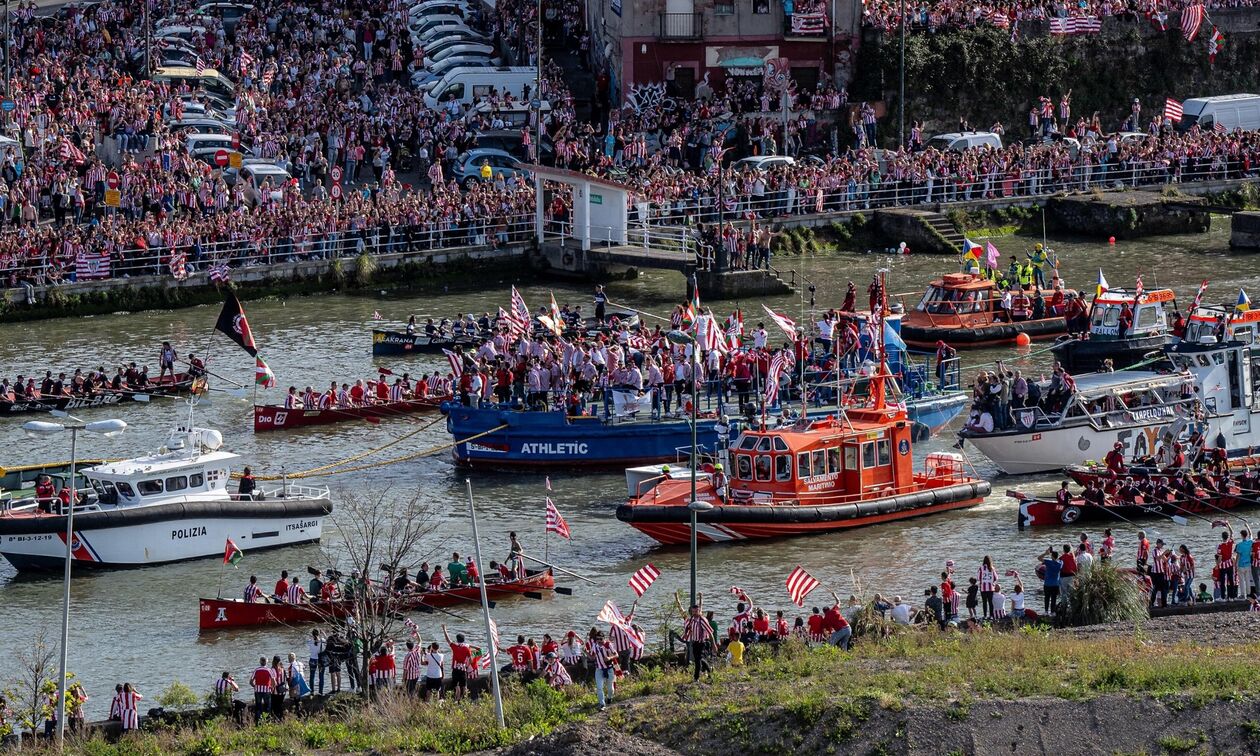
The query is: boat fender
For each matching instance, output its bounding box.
[1060,505,1081,524]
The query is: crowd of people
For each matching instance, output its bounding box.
[0,0,553,292]
[860,0,1257,34]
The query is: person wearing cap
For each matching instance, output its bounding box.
[542,651,572,689]
[559,631,584,665]
[713,462,728,502]
[1104,442,1127,478]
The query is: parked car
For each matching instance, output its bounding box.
[1176,94,1260,132]
[427,42,500,66]
[732,155,796,172]
[453,148,528,188]
[236,160,292,206]
[925,131,1003,152]
[472,129,552,162]
[411,55,497,88]
[168,118,238,137]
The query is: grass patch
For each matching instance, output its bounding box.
[27,632,1260,755]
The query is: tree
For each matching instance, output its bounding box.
[313,488,448,693]
[3,628,58,738]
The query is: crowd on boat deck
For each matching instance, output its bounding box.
[423,283,950,418]
[0,343,204,402]
[964,359,1085,432]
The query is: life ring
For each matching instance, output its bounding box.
[1060,506,1081,524]
[561,252,574,266]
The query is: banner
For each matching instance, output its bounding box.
[75,250,111,281]
[612,389,651,417]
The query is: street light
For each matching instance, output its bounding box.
[22,416,126,747]
[665,329,713,607]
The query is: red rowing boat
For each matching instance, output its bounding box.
[198,569,555,630]
[1010,488,1245,528]
[253,394,450,432]
[1065,460,1260,491]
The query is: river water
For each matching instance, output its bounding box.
[0,221,1251,714]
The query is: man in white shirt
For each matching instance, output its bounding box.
[890,596,912,625]
[753,325,768,349]
[422,642,445,702]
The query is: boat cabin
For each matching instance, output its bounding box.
[1187,306,1260,346]
[905,273,1056,327]
[726,410,915,501]
[80,427,238,508]
[1167,335,1259,420]
[1012,371,1191,432]
[1089,288,1174,340]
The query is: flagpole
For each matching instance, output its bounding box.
[465,479,505,729]
[216,556,226,599]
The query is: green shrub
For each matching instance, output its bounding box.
[1061,562,1149,626]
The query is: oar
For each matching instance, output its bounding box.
[516,552,599,586]
[1174,484,1254,530]
[184,360,245,389]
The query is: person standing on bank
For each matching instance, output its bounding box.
[681,593,716,682]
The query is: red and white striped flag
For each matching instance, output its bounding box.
[785,566,821,607]
[597,600,644,650]
[765,349,792,406]
[545,497,571,539]
[1214,121,1228,134]
[442,348,462,378]
[75,250,110,280]
[1181,5,1204,41]
[730,586,751,603]
[510,286,531,331]
[195,57,206,76]
[499,306,524,337]
[1164,98,1184,123]
[372,310,383,321]
[1133,274,1144,303]
[208,262,231,283]
[169,251,188,281]
[761,304,799,342]
[1189,279,1210,312]
[628,563,659,596]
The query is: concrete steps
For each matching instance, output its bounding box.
[873,208,964,255]
[923,212,967,250]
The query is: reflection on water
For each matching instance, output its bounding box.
[0,223,1245,714]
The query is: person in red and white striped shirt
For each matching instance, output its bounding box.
[402,640,422,695]
[542,652,572,689]
[243,575,264,603]
[680,594,716,682]
[1218,525,1238,600]
[118,683,142,732]
[250,657,273,724]
[591,632,617,710]
[285,580,308,604]
[368,645,396,696]
[977,556,1000,620]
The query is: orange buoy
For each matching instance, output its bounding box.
[1108,236,1116,245]
[1015,332,1032,346]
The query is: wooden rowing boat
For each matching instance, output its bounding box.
[0,373,197,415]
[1009,488,1244,528]
[253,394,451,432]
[197,569,555,630]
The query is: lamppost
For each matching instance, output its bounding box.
[666,329,714,607]
[22,417,127,747]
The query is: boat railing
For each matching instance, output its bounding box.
[257,483,332,500]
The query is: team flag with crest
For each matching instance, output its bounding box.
[215,291,259,357]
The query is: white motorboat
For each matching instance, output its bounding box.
[959,334,1260,475]
[0,422,332,571]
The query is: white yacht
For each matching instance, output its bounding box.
[959,334,1260,475]
[0,424,332,571]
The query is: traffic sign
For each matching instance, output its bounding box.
[229,152,242,169]
[330,165,342,183]
[329,183,343,200]
[106,171,120,190]
[0,99,14,112]
[230,133,240,149]
[104,189,121,208]
[214,149,229,168]
[530,99,541,109]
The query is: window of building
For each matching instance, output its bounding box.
[752,0,770,13]
[714,0,734,13]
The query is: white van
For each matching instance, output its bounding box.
[1176,94,1260,132]
[422,66,537,109]
[925,132,1003,152]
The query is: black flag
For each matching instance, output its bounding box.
[215,291,258,357]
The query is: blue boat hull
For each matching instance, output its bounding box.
[446,391,967,469]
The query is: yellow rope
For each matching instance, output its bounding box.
[248,423,510,481]
[278,415,445,477]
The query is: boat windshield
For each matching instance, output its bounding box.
[917,285,985,315]
[87,477,119,505]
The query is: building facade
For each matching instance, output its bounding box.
[587,0,861,101]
